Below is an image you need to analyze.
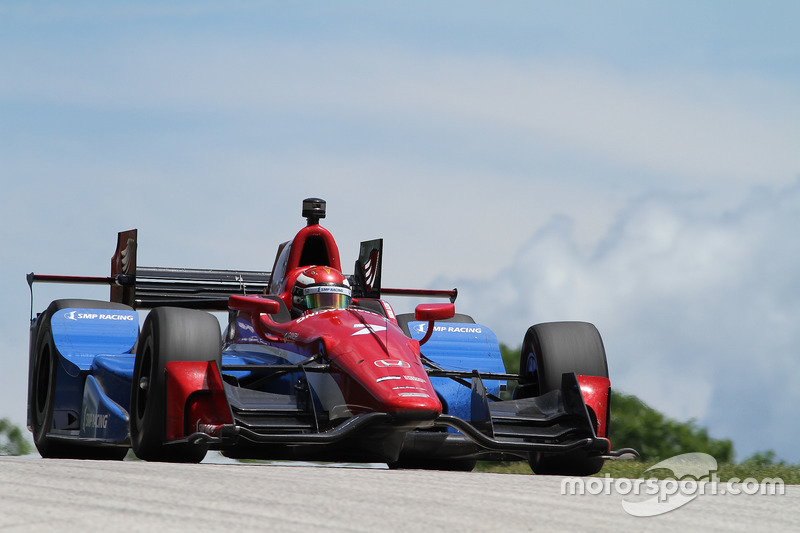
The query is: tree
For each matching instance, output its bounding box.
[0,418,33,456]
[741,449,784,467]
[609,391,733,462]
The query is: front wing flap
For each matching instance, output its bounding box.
[432,372,610,457]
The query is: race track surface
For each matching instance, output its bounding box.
[0,455,796,532]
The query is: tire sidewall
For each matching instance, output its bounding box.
[31,321,57,454]
[130,314,164,459]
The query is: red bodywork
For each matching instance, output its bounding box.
[162,220,447,443]
[256,307,443,416]
[165,361,232,441]
[161,219,610,455]
[252,219,442,416]
[576,375,610,439]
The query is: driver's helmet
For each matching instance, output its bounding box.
[291,266,352,315]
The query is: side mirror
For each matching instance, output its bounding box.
[228,295,281,315]
[415,303,455,322]
[414,303,455,345]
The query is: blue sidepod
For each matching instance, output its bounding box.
[48,308,139,440]
[407,321,506,422]
[80,375,130,443]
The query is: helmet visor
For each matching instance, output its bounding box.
[304,285,352,310]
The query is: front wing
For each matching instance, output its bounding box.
[164,360,611,462]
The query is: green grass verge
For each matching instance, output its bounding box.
[476,460,800,484]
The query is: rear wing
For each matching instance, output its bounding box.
[29,229,270,311]
[28,229,456,312]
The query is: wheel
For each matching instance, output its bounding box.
[30,299,132,460]
[130,307,221,462]
[518,321,608,476]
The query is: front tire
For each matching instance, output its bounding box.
[130,307,221,463]
[518,321,609,476]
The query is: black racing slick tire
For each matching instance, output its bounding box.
[130,307,222,463]
[518,321,609,476]
[30,299,132,460]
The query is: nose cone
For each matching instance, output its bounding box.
[318,311,443,417]
[378,375,443,415]
[346,354,443,417]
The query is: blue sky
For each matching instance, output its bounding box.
[2,2,799,462]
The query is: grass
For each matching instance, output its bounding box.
[476,459,800,484]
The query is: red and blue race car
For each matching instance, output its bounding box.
[27,198,632,473]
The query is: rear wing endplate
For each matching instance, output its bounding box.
[351,238,457,303]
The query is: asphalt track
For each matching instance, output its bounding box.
[0,455,797,532]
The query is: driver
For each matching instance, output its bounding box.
[291,266,352,317]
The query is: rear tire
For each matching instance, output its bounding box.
[31,299,132,460]
[130,307,221,463]
[518,322,608,476]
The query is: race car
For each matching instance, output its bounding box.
[27,197,633,474]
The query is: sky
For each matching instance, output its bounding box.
[2,1,799,462]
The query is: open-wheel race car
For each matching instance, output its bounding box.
[27,198,633,474]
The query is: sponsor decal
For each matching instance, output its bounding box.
[306,285,350,295]
[294,309,330,324]
[234,319,260,342]
[376,376,402,383]
[374,359,410,368]
[381,303,396,320]
[392,386,427,391]
[413,323,482,335]
[352,324,388,336]
[403,375,426,383]
[447,326,482,333]
[83,411,109,430]
[399,392,431,398]
[65,311,135,321]
[237,320,255,333]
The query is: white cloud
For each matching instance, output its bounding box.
[448,180,800,461]
[4,35,798,186]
